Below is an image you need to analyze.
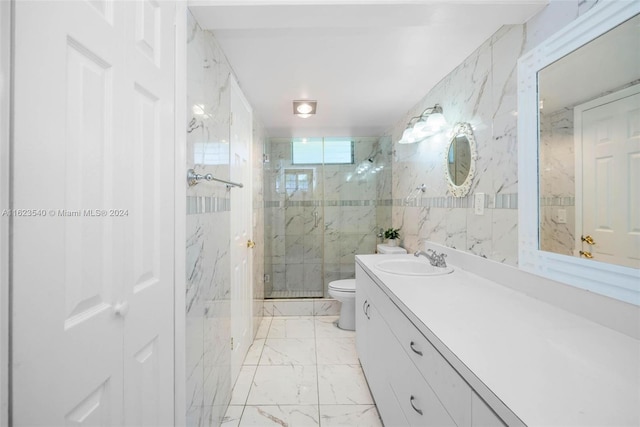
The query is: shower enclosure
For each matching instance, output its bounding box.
[263,136,392,299]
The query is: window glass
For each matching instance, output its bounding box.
[292,138,353,164]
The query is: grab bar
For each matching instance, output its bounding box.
[187,169,243,189]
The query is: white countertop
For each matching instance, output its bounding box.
[356,254,640,426]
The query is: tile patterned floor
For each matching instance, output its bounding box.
[222,316,383,427]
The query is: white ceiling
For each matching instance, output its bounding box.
[189,1,548,138]
[539,12,640,113]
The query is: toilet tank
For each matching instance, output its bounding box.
[377,244,407,254]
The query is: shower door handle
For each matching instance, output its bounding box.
[314,211,319,228]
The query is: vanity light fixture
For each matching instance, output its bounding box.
[293,100,317,118]
[398,104,446,144]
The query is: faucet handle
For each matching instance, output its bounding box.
[436,253,448,268]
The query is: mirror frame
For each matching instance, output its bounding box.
[445,122,476,197]
[518,1,640,306]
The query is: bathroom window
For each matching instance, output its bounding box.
[284,169,312,193]
[292,138,354,165]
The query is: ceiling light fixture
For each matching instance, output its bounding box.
[398,104,446,144]
[293,100,317,118]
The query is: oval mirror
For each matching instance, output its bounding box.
[445,122,476,197]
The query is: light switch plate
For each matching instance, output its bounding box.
[557,208,567,224]
[474,193,485,215]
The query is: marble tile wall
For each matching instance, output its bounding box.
[387,24,523,266]
[540,108,575,256]
[186,12,232,426]
[186,12,266,426]
[263,137,392,297]
[385,0,597,267]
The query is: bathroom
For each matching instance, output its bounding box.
[2,0,639,426]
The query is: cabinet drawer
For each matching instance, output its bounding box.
[390,336,456,427]
[386,298,472,426]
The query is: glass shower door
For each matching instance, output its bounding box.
[264,138,325,298]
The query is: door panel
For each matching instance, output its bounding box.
[123,1,175,425]
[579,89,640,268]
[64,38,114,330]
[230,79,253,381]
[13,2,124,424]
[65,381,112,426]
[12,1,175,424]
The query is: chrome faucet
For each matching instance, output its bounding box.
[414,249,448,268]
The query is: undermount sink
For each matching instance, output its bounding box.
[375,258,454,276]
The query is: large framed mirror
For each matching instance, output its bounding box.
[518,1,640,305]
[445,122,476,197]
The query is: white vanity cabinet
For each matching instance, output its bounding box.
[356,266,408,424]
[356,264,506,427]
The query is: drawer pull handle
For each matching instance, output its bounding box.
[362,300,371,319]
[410,341,423,356]
[410,396,423,415]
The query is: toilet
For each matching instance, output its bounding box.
[328,244,407,330]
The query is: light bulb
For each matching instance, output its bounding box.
[398,127,417,144]
[296,103,313,114]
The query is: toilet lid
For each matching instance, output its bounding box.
[328,279,356,292]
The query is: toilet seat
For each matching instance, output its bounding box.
[328,279,355,292]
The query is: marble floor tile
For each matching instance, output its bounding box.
[243,338,265,366]
[239,405,319,426]
[259,338,316,365]
[268,316,315,338]
[221,405,243,427]
[255,317,272,339]
[317,364,374,405]
[314,316,355,338]
[230,365,257,405]
[226,312,379,426]
[319,405,383,427]
[247,365,318,405]
[316,337,359,365]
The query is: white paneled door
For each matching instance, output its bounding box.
[229,78,253,382]
[577,86,640,269]
[12,1,175,425]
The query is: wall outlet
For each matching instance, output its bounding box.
[474,193,485,215]
[557,209,567,224]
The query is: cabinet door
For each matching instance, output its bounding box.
[355,265,370,369]
[368,302,408,426]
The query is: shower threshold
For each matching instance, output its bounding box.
[266,290,324,299]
